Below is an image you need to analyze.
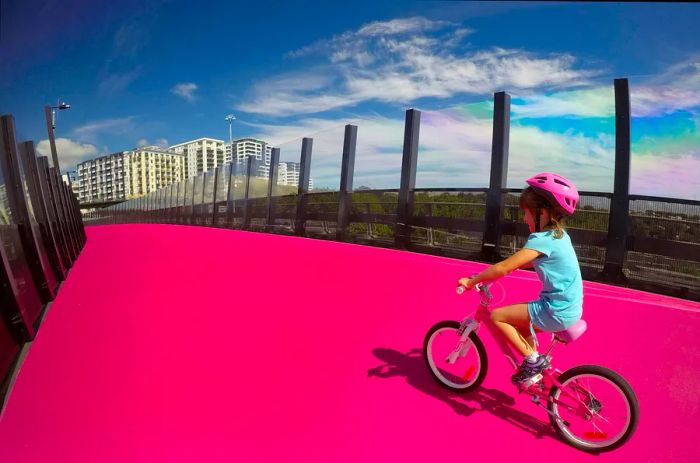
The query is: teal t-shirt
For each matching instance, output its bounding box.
[523,230,583,320]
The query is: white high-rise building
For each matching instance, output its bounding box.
[169,138,226,178]
[77,152,128,203]
[277,162,313,191]
[77,148,185,203]
[231,138,272,178]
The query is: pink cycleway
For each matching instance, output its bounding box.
[0,225,698,462]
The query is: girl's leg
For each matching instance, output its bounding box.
[518,324,543,351]
[490,303,537,356]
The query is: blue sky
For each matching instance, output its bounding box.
[1,1,699,198]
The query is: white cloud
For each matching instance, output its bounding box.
[509,57,700,119]
[98,68,141,95]
[630,85,700,117]
[244,103,699,198]
[357,17,452,36]
[137,137,170,149]
[171,82,198,102]
[239,17,595,116]
[245,107,617,191]
[36,138,101,171]
[511,87,615,118]
[71,116,137,143]
[631,154,700,200]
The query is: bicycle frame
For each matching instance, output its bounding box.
[448,283,524,371]
[447,283,602,423]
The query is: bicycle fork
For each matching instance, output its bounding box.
[446,318,480,364]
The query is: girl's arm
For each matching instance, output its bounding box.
[461,248,541,288]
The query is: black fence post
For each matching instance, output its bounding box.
[38,157,72,268]
[336,125,357,241]
[168,183,176,224]
[599,78,631,284]
[266,148,281,231]
[395,109,421,249]
[211,166,220,227]
[189,176,198,225]
[242,156,253,229]
[198,172,207,225]
[294,138,313,236]
[21,142,66,281]
[226,161,237,228]
[49,166,78,261]
[481,91,511,262]
[0,115,54,304]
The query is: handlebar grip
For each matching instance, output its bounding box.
[456,285,467,294]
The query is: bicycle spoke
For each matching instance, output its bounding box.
[551,371,635,451]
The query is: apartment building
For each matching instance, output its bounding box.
[125,147,186,198]
[230,138,272,179]
[277,162,313,191]
[77,148,185,203]
[169,138,226,178]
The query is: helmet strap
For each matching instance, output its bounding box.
[535,208,542,232]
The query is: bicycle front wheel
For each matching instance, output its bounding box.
[548,365,639,452]
[423,320,487,393]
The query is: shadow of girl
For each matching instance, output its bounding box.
[368,347,557,440]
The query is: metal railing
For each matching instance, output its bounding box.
[85,79,699,303]
[0,114,86,414]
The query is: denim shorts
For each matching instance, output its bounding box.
[527,298,581,333]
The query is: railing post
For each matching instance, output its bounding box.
[211,166,220,227]
[396,109,421,249]
[0,115,54,304]
[169,183,176,224]
[266,148,281,231]
[174,182,181,225]
[242,156,253,229]
[156,189,162,223]
[337,125,357,241]
[226,161,237,228]
[189,176,196,225]
[481,91,511,262]
[294,138,313,236]
[599,78,631,284]
[199,172,207,225]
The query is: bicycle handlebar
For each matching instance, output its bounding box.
[456,281,494,303]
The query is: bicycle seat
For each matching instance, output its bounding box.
[554,320,587,344]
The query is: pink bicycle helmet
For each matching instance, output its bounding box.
[525,172,579,216]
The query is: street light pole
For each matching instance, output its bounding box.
[225,114,236,164]
[43,100,71,173]
[44,105,60,171]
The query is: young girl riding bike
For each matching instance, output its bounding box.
[459,172,583,384]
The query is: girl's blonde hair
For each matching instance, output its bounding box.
[519,187,566,239]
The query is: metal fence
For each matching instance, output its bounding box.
[83,79,698,303]
[0,114,86,415]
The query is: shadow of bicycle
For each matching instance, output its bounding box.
[368,347,558,441]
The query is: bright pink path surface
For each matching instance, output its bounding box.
[1,225,699,462]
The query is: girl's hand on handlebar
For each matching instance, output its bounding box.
[458,277,476,289]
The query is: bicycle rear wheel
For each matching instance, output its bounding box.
[548,365,639,452]
[423,320,487,393]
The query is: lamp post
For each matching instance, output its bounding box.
[225,114,237,191]
[44,100,71,173]
[225,114,236,161]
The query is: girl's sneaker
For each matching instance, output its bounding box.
[511,355,549,383]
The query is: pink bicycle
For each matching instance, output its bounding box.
[423,282,639,452]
